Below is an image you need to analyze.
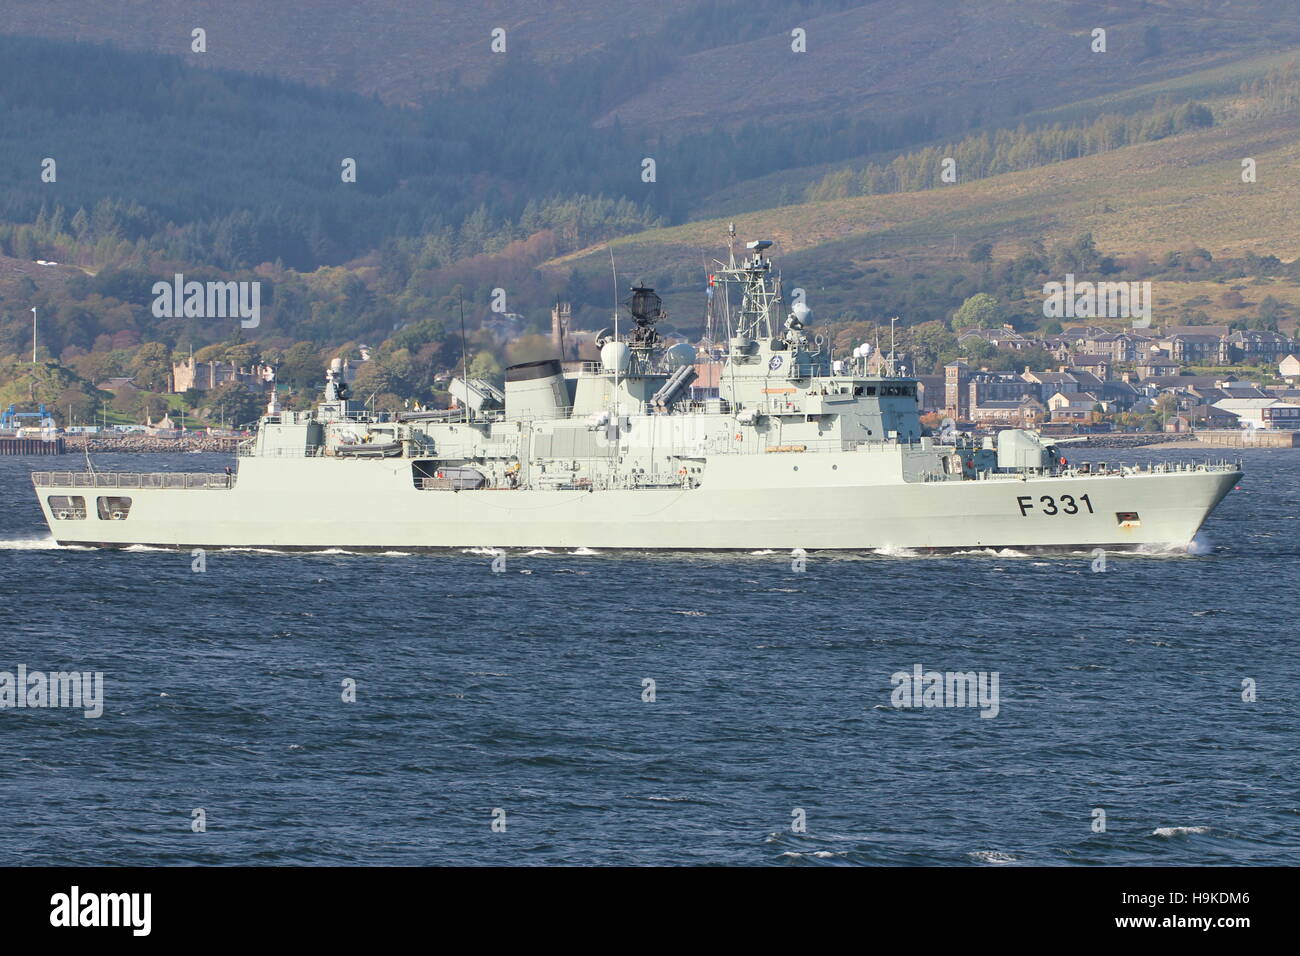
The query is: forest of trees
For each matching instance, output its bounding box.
[803,100,1216,201]
[0,30,961,278]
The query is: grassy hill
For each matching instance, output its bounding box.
[692,46,1300,218]
[545,96,1300,331]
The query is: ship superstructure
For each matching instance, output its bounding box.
[32,240,1240,552]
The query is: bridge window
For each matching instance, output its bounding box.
[48,496,87,520]
[96,496,133,520]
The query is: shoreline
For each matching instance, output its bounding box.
[1077,433,1298,450]
[63,435,243,454]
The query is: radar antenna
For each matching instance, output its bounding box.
[710,237,781,342]
[623,283,664,352]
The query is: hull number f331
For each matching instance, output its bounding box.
[1017,493,1094,517]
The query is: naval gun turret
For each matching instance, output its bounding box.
[317,357,356,421]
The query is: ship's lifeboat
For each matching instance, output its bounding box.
[336,441,402,458]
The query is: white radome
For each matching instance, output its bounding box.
[600,341,631,374]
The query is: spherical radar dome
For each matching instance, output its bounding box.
[600,340,631,374]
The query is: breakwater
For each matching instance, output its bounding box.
[63,435,242,454]
[1070,433,1187,449]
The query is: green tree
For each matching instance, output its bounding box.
[952,293,1005,330]
[206,382,262,427]
[387,318,446,354]
[468,350,503,382]
[140,393,171,421]
[225,343,262,369]
[55,385,99,425]
[352,359,406,398]
[130,342,173,392]
[279,342,323,389]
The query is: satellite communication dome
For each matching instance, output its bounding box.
[665,342,696,368]
[791,301,812,323]
[600,341,631,374]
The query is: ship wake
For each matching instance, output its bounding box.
[0,536,65,550]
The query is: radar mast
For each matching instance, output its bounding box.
[710,238,781,344]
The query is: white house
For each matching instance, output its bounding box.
[1213,398,1300,430]
[1048,390,1102,422]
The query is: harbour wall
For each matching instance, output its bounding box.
[0,437,64,456]
[1193,430,1300,448]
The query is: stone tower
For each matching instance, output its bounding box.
[551,302,572,357]
[944,360,969,420]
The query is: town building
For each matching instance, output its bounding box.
[1048,391,1103,423]
[969,395,1045,425]
[171,357,275,393]
[1213,398,1300,430]
[1136,358,1180,378]
[1066,354,1111,380]
[1159,330,1229,365]
[1227,329,1292,363]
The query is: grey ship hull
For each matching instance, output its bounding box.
[30,246,1243,555]
[35,455,1238,553]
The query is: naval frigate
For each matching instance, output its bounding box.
[32,239,1239,552]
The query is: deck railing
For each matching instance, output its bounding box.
[237,446,326,458]
[31,472,235,489]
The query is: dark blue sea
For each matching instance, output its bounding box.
[1,447,1296,866]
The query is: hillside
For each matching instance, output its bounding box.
[2,0,683,105]
[2,3,1300,419]
[7,0,1300,129]
[692,46,1300,218]
[547,102,1300,329]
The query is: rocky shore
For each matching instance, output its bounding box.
[1076,432,1298,449]
[1072,433,1189,449]
[63,435,243,454]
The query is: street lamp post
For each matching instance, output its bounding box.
[31,307,37,363]
[889,316,899,376]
